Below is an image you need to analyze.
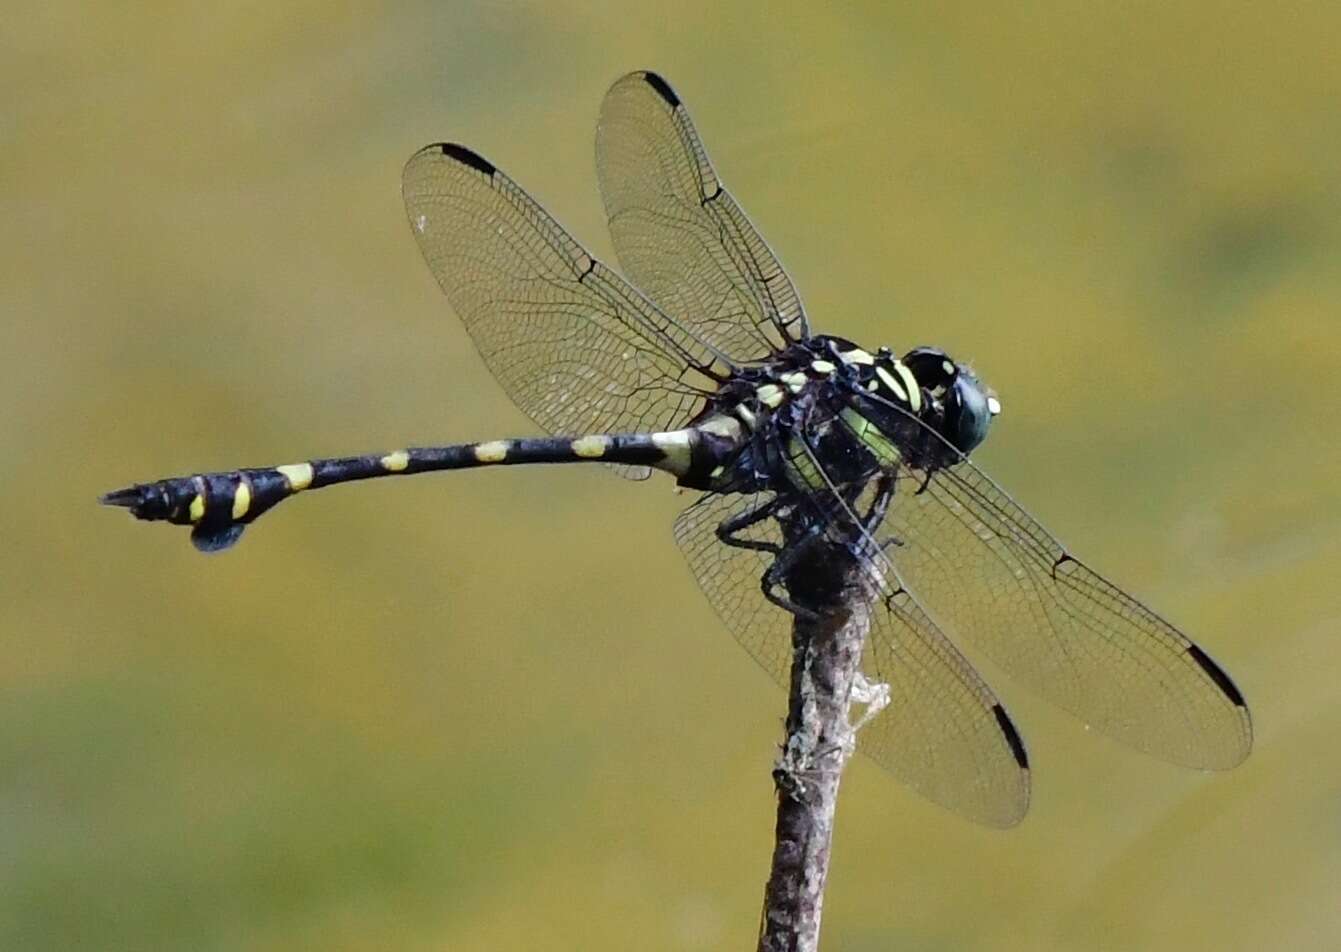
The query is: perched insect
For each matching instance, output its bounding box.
[104,71,1251,826]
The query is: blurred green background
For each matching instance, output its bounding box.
[5,2,1340,949]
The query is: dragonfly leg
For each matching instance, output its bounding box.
[860,473,895,531]
[857,473,906,556]
[715,495,786,555]
[761,572,823,621]
[712,495,822,618]
[759,525,832,622]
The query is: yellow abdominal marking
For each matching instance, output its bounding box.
[231,482,251,520]
[474,441,509,463]
[735,404,757,427]
[572,435,609,458]
[381,450,410,472]
[188,493,206,522]
[651,430,693,474]
[891,361,922,412]
[699,414,744,441]
[276,462,313,491]
[756,383,784,408]
[840,348,875,365]
[875,365,908,401]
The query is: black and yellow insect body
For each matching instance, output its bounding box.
[106,432,695,552]
[105,71,1250,827]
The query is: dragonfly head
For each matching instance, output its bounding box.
[902,346,1001,454]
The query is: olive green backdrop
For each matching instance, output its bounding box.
[5,3,1339,950]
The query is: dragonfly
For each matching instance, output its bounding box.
[103,70,1252,826]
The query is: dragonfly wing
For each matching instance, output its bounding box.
[403,143,726,477]
[880,453,1252,769]
[864,585,1030,828]
[674,488,1031,827]
[597,71,809,364]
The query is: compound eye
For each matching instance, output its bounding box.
[946,371,994,453]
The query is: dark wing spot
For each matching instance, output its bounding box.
[992,704,1030,768]
[1185,644,1246,707]
[642,71,681,107]
[439,143,496,177]
[190,523,245,553]
[1051,553,1077,580]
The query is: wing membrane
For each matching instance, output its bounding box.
[673,488,1030,827]
[878,449,1252,770]
[597,71,809,364]
[403,143,724,477]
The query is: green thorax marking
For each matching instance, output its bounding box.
[839,408,902,467]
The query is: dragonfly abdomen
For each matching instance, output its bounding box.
[102,430,709,552]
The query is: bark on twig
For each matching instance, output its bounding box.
[757,540,879,952]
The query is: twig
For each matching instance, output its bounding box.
[757,538,880,952]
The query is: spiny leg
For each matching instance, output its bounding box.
[766,473,902,621]
[860,473,902,554]
[715,495,788,555]
[854,473,919,618]
[712,494,820,618]
[759,534,827,621]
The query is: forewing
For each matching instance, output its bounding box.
[880,455,1253,770]
[403,143,724,477]
[673,489,1031,827]
[596,71,809,364]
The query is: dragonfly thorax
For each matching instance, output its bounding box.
[685,336,1000,496]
